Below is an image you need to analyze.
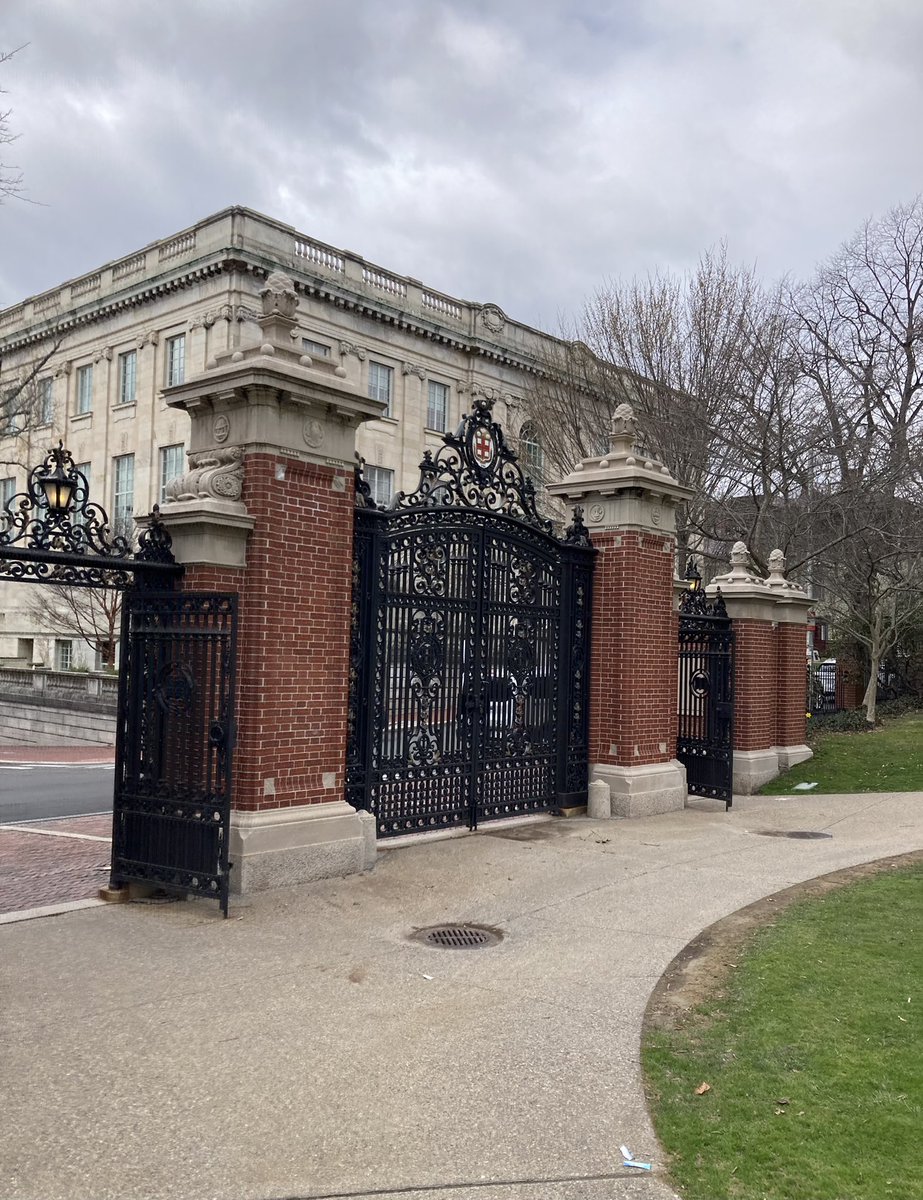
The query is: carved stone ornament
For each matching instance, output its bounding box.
[588,503,605,524]
[479,304,506,334]
[260,270,298,319]
[235,304,260,324]
[339,340,367,361]
[303,417,325,448]
[765,547,807,594]
[163,446,244,504]
[401,362,426,380]
[213,414,230,444]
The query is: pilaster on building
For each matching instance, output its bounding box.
[548,402,694,818]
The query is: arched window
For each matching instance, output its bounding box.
[518,423,545,482]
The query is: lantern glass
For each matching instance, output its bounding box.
[40,470,75,514]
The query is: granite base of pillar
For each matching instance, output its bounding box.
[229,801,376,894]
[776,743,813,772]
[732,748,781,795]
[591,760,687,818]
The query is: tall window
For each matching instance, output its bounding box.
[519,424,545,482]
[117,350,137,405]
[365,465,394,508]
[0,476,15,510]
[159,444,184,502]
[426,380,449,432]
[165,334,186,386]
[37,377,54,424]
[55,640,73,672]
[368,361,393,416]
[112,454,134,537]
[76,364,93,414]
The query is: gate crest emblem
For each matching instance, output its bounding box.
[356,395,553,532]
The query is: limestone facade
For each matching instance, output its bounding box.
[0,206,564,667]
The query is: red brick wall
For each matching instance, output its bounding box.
[177,453,355,813]
[777,623,808,746]
[732,618,777,751]
[589,530,678,766]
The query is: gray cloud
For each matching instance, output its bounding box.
[2,0,922,327]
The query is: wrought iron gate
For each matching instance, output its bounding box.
[347,399,594,837]
[111,591,238,915]
[677,565,735,808]
[0,442,239,916]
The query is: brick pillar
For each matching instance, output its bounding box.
[707,542,779,794]
[548,403,692,817]
[158,270,384,893]
[766,550,813,772]
[709,543,813,792]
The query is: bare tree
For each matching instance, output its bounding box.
[1,46,27,203]
[0,340,62,456]
[27,584,122,670]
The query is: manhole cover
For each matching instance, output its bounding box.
[413,924,502,949]
[757,830,833,840]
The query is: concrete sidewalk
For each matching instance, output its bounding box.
[2,789,922,1200]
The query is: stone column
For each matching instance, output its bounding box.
[765,549,813,772]
[159,270,385,893]
[548,404,693,816]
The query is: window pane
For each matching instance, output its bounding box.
[118,350,137,404]
[55,640,73,671]
[166,335,186,386]
[366,465,394,508]
[76,365,93,414]
[302,337,331,358]
[427,381,448,431]
[159,444,185,502]
[112,454,134,536]
[520,425,544,482]
[368,362,393,415]
[38,377,54,424]
[0,476,15,509]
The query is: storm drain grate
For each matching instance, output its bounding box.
[757,830,833,840]
[413,925,502,949]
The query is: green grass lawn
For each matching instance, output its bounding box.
[761,711,923,793]
[643,865,923,1200]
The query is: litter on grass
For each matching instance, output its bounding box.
[792,782,818,790]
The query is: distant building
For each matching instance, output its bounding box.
[0,206,564,667]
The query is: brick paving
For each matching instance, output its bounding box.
[0,815,111,915]
[0,745,115,764]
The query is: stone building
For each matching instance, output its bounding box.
[0,206,562,668]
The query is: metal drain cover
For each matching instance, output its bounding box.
[413,924,502,949]
[757,830,832,840]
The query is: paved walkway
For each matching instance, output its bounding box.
[2,789,922,1200]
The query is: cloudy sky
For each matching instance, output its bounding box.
[1,0,922,330]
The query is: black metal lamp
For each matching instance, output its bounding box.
[685,558,702,592]
[39,446,76,514]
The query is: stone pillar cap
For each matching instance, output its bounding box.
[546,402,692,504]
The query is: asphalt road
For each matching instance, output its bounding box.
[0,764,114,823]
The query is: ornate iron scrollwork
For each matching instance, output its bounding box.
[357,395,555,533]
[679,558,727,618]
[0,442,180,587]
[0,442,130,557]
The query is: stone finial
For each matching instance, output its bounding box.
[710,540,766,588]
[607,402,638,455]
[260,270,298,320]
[765,547,808,595]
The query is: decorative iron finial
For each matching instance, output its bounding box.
[563,505,593,547]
